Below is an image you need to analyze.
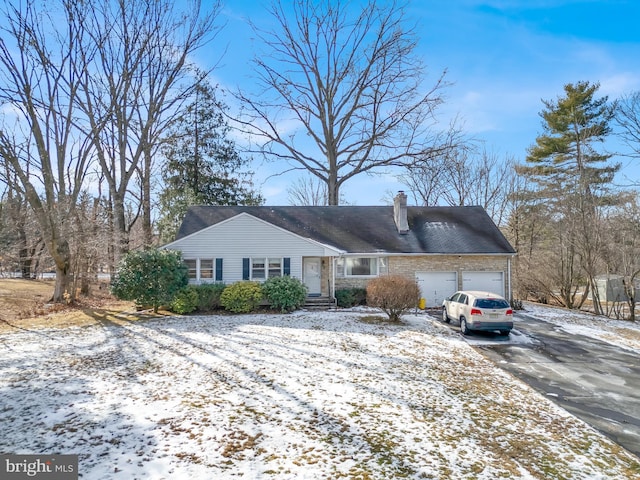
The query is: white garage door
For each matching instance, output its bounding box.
[462,271,504,297]
[416,271,457,308]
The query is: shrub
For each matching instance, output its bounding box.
[111,249,188,313]
[170,285,199,314]
[262,276,308,313]
[366,275,420,322]
[194,283,227,312]
[220,281,264,313]
[335,288,367,308]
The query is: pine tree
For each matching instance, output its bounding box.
[518,81,620,313]
[157,83,263,242]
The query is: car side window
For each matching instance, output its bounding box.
[459,294,467,305]
[450,293,461,303]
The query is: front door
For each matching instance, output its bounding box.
[303,257,322,296]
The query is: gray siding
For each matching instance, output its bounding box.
[166,214,334,284]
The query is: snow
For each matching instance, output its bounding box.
[1,307,639,479]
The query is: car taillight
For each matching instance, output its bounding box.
[506,309,513,315]
[470,308,482,316]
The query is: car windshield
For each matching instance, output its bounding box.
[474,298,509,309]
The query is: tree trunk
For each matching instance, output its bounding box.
[142,149,153,247]
[18,229,32,279]
[624,273,638,322]
[49,238,72,303]
[112,195,130,264]
[327,172,339,206]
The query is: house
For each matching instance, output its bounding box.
[162,192,517,307]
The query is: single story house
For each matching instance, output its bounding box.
[162,192,517,307]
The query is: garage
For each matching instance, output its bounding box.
[462,271,504,297]
[416,271,457,308]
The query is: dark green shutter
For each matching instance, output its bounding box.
[242,258,250,280]
[215,258,223,281]
[283,257,291,276]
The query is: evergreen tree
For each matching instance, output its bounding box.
[157,83,263,243]
[522,81,618,205]
[518,81,620,313]
[111,249,188,313]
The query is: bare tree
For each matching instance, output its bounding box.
[0,162,43,278]
[398,144,452,207]
[602,194,640,320]
[76,0,223,266]
[443,148,516,227]
[401,142,516,227]
[0,0,94,301]
[616,91,640,163]
[234,0,451,205]
[286,177,327,206]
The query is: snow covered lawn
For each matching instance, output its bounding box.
[1,308,639,479]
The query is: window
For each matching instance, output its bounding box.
[200,259,214,279]
[268,258,282,278]
[337,257,386,277]
[184,258,221,282]
[246,257,286,280]
[252,258,266,280]
[184,259,197,279]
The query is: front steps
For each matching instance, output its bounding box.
[304,296,336,310]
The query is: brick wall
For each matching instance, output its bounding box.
[389,255,511,292]
[335,277,370,290]
[333,255,511,294]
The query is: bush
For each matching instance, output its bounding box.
[194,283,227,312]
[170,285,199,314]
[111,249,188,313]
[335,288,367,308]
[366,275,420,322]
[220,281,264,313]
[262,276,308,313]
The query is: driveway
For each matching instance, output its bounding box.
[469,312,640,459]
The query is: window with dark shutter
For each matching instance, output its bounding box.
[283,257,291,276]
[215,258,223,282]
[242,258,250,280]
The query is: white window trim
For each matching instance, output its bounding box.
[250,257,283,281]
[185,259,198,281]
[185,258,218,283]
[337,256,388,278]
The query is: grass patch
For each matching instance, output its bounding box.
[358,315,393,324]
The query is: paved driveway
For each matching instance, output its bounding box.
[462,313,640,459]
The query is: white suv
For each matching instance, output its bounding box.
[442,291,513,336]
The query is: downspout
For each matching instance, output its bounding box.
[508,256,512,301]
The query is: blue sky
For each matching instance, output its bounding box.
[205,0,640,205]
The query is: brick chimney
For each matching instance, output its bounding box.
[393,191,409,234]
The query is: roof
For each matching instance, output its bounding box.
[173,205,516,255]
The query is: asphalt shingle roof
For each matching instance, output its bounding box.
[174,205,516,255]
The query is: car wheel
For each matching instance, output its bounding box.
[442,307,450,323]
[460,317,469,336]
[499,330,510,336]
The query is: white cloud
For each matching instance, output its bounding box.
[600,73,640,97]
